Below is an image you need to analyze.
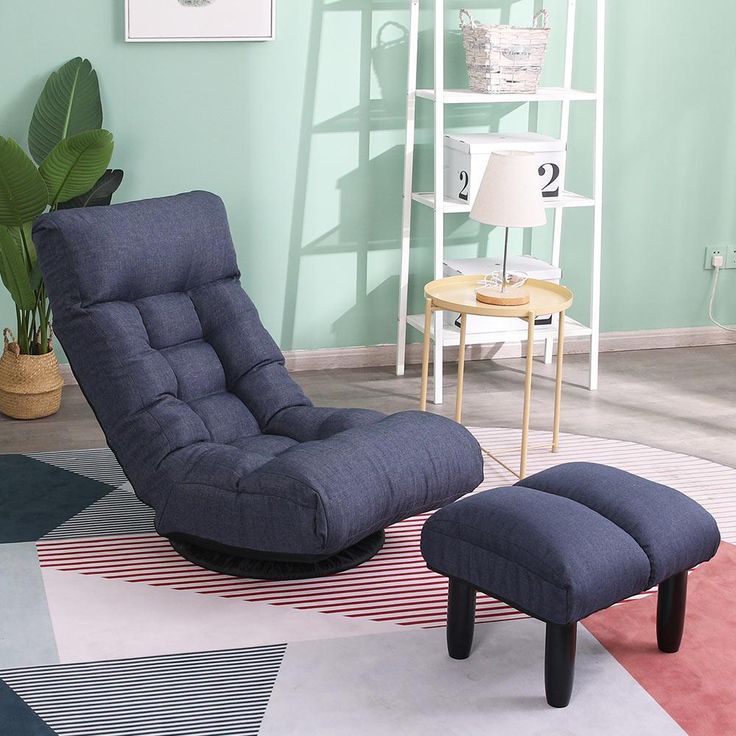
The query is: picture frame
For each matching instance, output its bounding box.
[125,0,275,43]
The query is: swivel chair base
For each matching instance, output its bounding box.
[169,530,385,580]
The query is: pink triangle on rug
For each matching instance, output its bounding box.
[584,542,736,736]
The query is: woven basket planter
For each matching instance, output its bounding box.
[460,9,550,94]
[0,330,63,420]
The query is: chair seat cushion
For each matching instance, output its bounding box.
[421,464,720,625]
[157,410,484,558]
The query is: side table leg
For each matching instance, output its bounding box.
[552,311,566,452]
[455,313,467,423]
[419,298,432,411]
[520,313,535,479]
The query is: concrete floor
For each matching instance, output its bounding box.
[1,345,734,467]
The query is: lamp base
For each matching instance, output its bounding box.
[475,286,530,306]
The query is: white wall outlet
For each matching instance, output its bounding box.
[726,246,736,269]
[704,246,725,269]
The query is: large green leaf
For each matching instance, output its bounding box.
[58,168,124,210]
[28,57,103,165]
[16,222,38,285]
[0,225,35,311]
[0,136,49,227]
[40,130,114,207]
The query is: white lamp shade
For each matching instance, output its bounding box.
[470,151,547,228]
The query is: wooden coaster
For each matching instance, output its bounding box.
[475,286,530,306]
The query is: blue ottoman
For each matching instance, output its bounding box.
[420,462,720,708]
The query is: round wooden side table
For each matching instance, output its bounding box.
[419,275,574,479]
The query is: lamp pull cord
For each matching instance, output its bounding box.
[708,265,736,333]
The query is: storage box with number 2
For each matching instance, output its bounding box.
[444,133,566,206]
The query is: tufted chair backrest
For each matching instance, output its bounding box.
[34,192,310,505]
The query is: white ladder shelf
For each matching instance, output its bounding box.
[395,0,606,404]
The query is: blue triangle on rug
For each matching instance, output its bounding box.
[0,680,57,735]
[0,455,113,543]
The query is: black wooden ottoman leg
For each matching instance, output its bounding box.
[545,622,577,708]
[447,577,476,659]
[657,571,688,653]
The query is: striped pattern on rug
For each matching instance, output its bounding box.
[27,447,128,488]
[41,487,156,540]
[36,516,526,627]
[0,645,286,736]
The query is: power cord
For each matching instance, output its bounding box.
[708,256,736,332]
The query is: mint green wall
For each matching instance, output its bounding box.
[1,0,734,358]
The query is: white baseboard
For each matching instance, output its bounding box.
[58,325,736,385]
[283,325,736,372]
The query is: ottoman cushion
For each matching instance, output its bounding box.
[421,464,720,626]
[520,463,721,587]
[421,487,651,625]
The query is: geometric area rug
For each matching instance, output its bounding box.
[1,428,734,735]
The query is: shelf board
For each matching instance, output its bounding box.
[416,87,597,104]
[407,314,593,347]
[412,191,595,213]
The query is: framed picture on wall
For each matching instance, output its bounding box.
[125,0,275,43]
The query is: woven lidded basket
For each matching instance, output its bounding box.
[460,9,550,94]
[0,329,63,420]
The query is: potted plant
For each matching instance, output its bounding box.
[0,57,123,419]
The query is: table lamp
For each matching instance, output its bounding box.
[470,150,547,306]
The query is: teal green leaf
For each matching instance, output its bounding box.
[40,130,114,207]
[0,225,35,311]
[28,57,103,165]
[14,222,38,280]
[0,136,49,227]
[24,223,41,289]
[29,259,43,291]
